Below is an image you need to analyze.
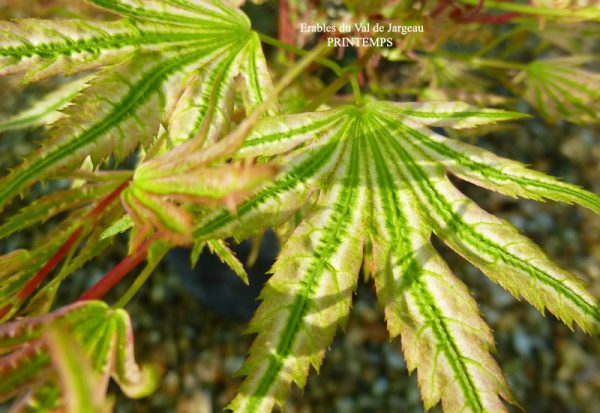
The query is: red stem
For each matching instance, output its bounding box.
[0,228,84,318]
[279,0,295,60]
[18,227,84,302]
[0,304,11,319]
[1,178,132,318]
[89,179,131,219]
[78,237,153,301]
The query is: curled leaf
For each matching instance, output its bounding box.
[0,301,159,411]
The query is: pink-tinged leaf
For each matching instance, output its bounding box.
[0,301,158,411]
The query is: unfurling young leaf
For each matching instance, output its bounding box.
[0,301,158,412]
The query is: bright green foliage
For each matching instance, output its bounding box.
[0,300,158,411]
[194,100,600,412]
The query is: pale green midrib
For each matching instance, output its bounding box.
[0,46,218,209]
[0,115,41,131]
[364,120,404,247]
[246,127,361,412]
[0,29,224,59]
[377,115,600,324]
[388,116,600,215]
[240,114,342,151]
[368,116,485,411]
[192,119,352,240]
[56,333,93,411]
[89,0,247,28]
[245,37,262,106]
[411,274,487,412]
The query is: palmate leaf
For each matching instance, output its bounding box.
[123,49,278,248]
[514,56,600,124]
[0,0,275,212]
[193,100,600,412]
[0,301,158,411]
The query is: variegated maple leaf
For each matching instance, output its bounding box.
[0,0,276,212]
[0,300,158,411]
[192,100,600,413]
[513,56,600,124]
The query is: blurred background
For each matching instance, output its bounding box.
[1,0,599,412]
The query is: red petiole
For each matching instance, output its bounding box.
[78,236,154,301]
[0,178,131,318]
